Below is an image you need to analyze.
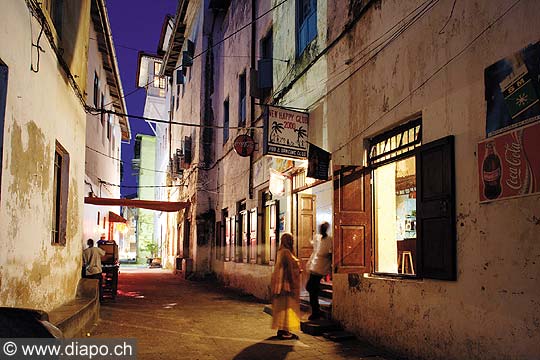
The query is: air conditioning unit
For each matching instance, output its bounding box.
[181,136,192,169]
[182,40,195,67]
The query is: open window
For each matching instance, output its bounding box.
[333,119,456,280]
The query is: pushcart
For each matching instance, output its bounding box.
[99,242,119,300]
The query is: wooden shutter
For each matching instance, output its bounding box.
[269,201,278,264]
[241,210,248,263]
[333,165,371,273]
[249,208,257,263]
[416,135,456,280]
[225,217,230,261]
[230,215,237,262]
[215,221,222,260]
[57,142,69,246]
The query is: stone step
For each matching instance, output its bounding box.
[319,288,333,299]
[301,319,342,336]
[323,330,357,342]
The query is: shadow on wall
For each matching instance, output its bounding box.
[232,338,293,360]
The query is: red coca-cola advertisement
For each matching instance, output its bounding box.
[478,121,540,202]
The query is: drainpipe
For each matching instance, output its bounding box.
[248,0,257,200]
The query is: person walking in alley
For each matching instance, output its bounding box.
[271,233,301,340]
[306,222,332,320]
[82,238,105,301]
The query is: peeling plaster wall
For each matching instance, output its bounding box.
[0,1,89,311]
[323,1,540,359]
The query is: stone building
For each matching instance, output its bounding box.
[83,0,130,248]
[0,0,91,311]
[160,1,540,359]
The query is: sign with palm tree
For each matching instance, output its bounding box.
[264,105,309,159]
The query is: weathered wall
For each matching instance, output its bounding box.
[83,21,122,243]
[207,0,279,291]
[323,1,540,359]
[0,1,89,311]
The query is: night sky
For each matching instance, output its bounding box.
[106,0,177,197]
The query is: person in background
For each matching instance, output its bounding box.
[271,233,301,340]
[97,234,107,245]
[306,222,332,320]
[82,238,105,302]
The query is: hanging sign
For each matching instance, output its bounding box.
[485,41,540,137]
[264,106,309,159]
[307,143,331,180]
[233,134,256,157]
[478,120,540,202]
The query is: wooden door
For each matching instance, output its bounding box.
[249,208,258,263]
[333,165,371,273]
[240,210,249,263]
[265,201,278,264]
[297,194,315,281]
[230,215,237,262]
[225,217,230,261]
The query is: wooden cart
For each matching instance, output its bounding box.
[99,242,119,300]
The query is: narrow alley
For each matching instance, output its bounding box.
[92,269,393,360]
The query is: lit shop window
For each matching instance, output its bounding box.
[370,120,421,275]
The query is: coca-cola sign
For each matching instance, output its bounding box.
[478,121,540,202]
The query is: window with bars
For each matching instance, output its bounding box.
[368,118,422,166]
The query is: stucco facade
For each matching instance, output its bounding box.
[158,1,539,358]
[0,0,91,311]
[318,1,540,359]
[83,0,130,246]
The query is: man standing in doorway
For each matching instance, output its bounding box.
[306,222,332,320]
[83,238,105,302]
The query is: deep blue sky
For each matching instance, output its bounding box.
[107,0,177,197]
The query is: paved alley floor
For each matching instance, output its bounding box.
[90,269,396,360]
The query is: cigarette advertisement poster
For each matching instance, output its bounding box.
[485,41,540,137]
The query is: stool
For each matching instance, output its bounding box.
[400,251,415,275]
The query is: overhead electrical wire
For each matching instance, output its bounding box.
[329,0,523,156]
[280,0,441,108]
[85,106,263,130]
[115,0,292,103]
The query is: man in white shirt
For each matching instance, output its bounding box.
[83,238,105,301]
[306,222,332,320]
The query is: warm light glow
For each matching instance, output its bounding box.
[116,223,129,234]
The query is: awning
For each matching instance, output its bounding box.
[85,197,190,212]
[108,211,127,223]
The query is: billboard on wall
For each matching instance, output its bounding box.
[478,121,540,202]
[264,106,309,159]
[485,41,540,137]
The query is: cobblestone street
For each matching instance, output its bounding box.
[91,269,395,360]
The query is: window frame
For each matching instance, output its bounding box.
[223,98,230,144]
[0,60,7,201]
[238,72,246,128]
[369,119,422,278]
[51,141,69,246]
[93,72,99,108]
[296,0,317,56]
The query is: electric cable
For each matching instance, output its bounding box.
[330,0,523,156]
[115,0,292,103]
